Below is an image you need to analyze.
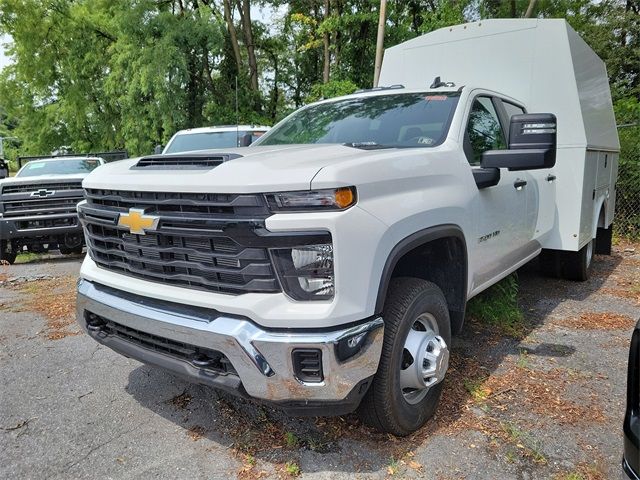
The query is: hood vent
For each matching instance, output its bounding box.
[133,153,242,170]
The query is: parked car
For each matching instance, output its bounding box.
[0,156,105,263]
[624,319,639,479]
[76,19,619,435]
[157,125,270,154]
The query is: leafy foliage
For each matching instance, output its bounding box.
[0,0,637,186]
[467,274,525,337]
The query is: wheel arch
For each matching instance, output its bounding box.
[375,225,468,335]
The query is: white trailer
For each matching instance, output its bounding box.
[380,19,620,260]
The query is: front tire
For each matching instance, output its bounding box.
[358,277,451,436]
[0,241,17,264]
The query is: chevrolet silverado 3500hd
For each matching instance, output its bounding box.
[76,19,619,435]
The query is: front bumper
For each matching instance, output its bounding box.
[0,213,83,240]
[76,279,384,414]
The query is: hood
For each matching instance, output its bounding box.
[82,144,382,193]
[0,173,88,186]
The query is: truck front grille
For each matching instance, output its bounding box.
[2,197,83,218]
[1,181,82,194]
[80,189,281,295]
[0,181,84,228]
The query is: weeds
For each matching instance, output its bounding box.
[517,349,530,369]
[501,422,546,464]
[387,457,400,475]
[464,377,490,401]
[283,461,300,477]
[467,273,524,337]
[284,431,299,448]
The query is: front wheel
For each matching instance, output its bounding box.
[0,241,17,264]
[358,277,451,436]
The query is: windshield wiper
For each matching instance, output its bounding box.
[344,142,394,150]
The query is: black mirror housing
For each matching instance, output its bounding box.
[481,113,557,171]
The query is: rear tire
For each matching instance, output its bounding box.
[357,277,451,436]
[561,239,594,281]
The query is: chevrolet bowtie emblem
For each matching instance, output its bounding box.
[117,208,160,235]
[30,189,55,198]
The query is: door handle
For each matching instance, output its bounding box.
[513,179,527,189]
[546,174,556,182]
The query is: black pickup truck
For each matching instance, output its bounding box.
[625,319,640,479]
[0,155,108,263]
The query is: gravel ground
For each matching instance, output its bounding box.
[1,244,638,480]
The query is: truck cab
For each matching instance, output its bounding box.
[160,125,270,154]
[75,19,619,436]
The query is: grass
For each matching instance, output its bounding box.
[466,273,525,337]
[501,421,546,464]
[387,457,400,475]
[284,431,299,448]
[517,349,530,369]
[14,252,43,264]
[283,461,300,477]
[464,377,490,401]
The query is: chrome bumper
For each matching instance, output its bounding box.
[76,279,384,405]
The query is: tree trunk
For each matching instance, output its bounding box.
[523,0,537,18]
[510,0,516,17]
[222,0,243,75]
[238,0,259,92]
[323,0,330,83]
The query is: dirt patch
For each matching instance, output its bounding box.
[479,365,605,425]
[169,391,192,409]
[187,425,206,441]
[559,311,636,330]
[16,276,79,340]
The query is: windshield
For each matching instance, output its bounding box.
[164,131,265,153]
[257,92,460,148]
[17,158,102,177]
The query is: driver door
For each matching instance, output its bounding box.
[465,96,528,291]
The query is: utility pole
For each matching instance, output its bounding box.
[0,137,18,157]
[373,0,387,87]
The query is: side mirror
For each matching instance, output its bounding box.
[153,144,164,155]
[240,134,253,147]
[481,113,556,171]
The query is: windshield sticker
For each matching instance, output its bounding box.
[86,159,99,167]
[425,95,449,101]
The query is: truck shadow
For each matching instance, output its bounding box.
[124,250,624,475]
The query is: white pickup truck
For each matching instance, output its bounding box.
[76,19,619,435]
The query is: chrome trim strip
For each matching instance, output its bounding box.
[76,279,384,401]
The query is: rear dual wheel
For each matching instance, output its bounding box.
[358,278,451,436]
[539,239,594,282]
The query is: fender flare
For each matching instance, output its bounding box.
[374,224,468,317]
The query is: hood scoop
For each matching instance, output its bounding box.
[132,152,242,170]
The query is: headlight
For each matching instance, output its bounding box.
[271,243,334,300]
[265,187,356,212]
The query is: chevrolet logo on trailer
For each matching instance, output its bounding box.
[117,208,160,235]
[30,189,55,198]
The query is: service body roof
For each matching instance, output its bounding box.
[379,19,619,151]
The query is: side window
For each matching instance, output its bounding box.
[465,97,506,165]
